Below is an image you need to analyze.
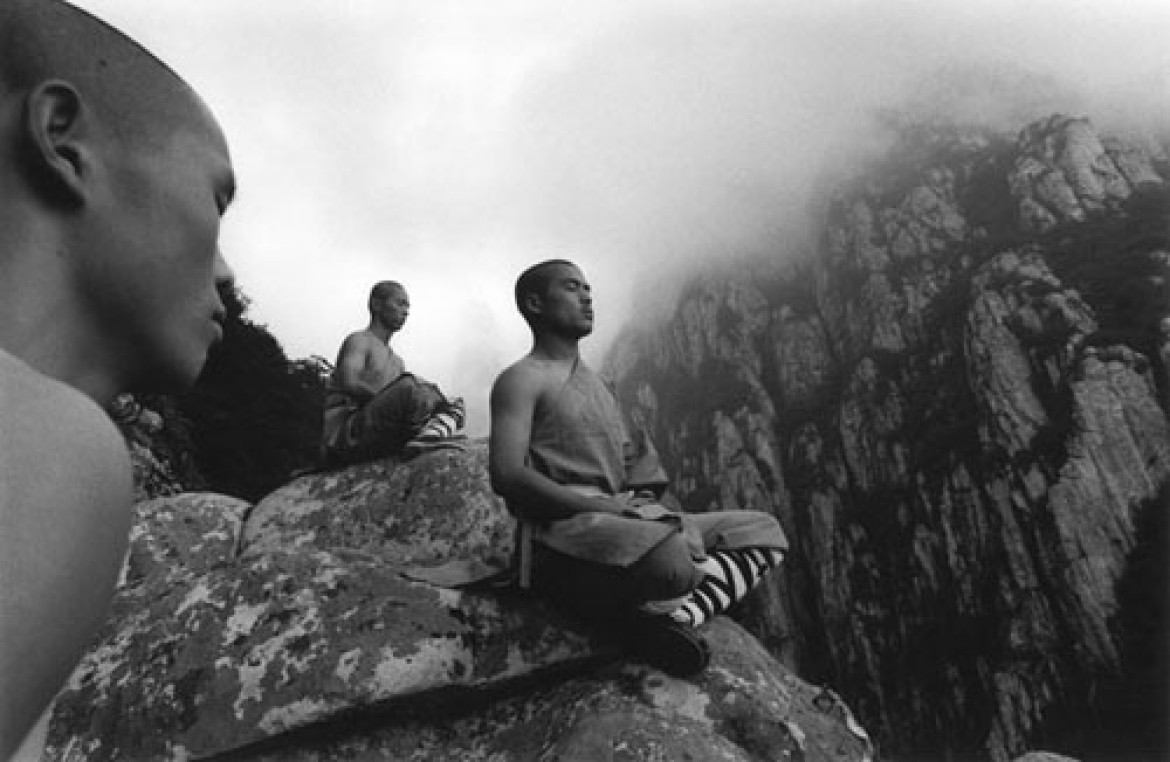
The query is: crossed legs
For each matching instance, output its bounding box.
[531,509,784,617]
[332,373,465,464]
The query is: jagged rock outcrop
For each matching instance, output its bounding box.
[45,443,874,761]
[1010,116,1163,233]
[608,115,1169,760]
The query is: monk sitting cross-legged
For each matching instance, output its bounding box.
[488,260,788,676]
[321,280,465,466]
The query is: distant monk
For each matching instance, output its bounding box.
[322,281,465,465]
[0,0,237,755]
[488,260,788,676]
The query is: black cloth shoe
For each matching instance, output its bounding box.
[622,615,711,677]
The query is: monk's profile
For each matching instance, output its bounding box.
[488,260,788,676]
[0,1,236,754]
[322,280,465,465]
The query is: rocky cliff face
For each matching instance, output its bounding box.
[44,444,874,761]
[606,115,1169,760]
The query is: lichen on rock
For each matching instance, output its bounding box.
[46,442,873,762]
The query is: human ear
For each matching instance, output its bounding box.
[22,81,89,207]
[523,291,543,317]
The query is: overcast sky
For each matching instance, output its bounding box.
[75,0,1169,434]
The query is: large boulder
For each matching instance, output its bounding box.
[241,441,512,567]
[238,619,871,762]
[45,441,873,761]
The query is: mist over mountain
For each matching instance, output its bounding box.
[556,56,1169,354]
[605,106,1169,760]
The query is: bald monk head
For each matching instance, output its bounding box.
[0,0,236,403]
[0,2,235,754]
[369,280,410,334]
[513,259,594,338]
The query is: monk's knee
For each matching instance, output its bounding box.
[626,534,702,602]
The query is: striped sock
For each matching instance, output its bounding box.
[416,398,465,440]
[669,547,783,628]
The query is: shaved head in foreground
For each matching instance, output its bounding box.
[0,1,236,754]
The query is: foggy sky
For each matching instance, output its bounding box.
[75,0,1170,435]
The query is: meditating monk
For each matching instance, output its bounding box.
[0,0,237,755]
[322,280,465,465]
[488,259,787,676]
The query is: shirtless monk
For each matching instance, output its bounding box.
[0,1,236,755]
[488,260,788,676]
[322,280,465,465]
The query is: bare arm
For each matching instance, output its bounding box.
[488,363,624,522]
[0,377,132,758]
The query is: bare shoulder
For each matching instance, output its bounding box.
[337,329,378,356]
[0,354,131,523]
[491,355,555,402]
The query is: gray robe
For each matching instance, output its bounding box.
[522,362,786,569]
